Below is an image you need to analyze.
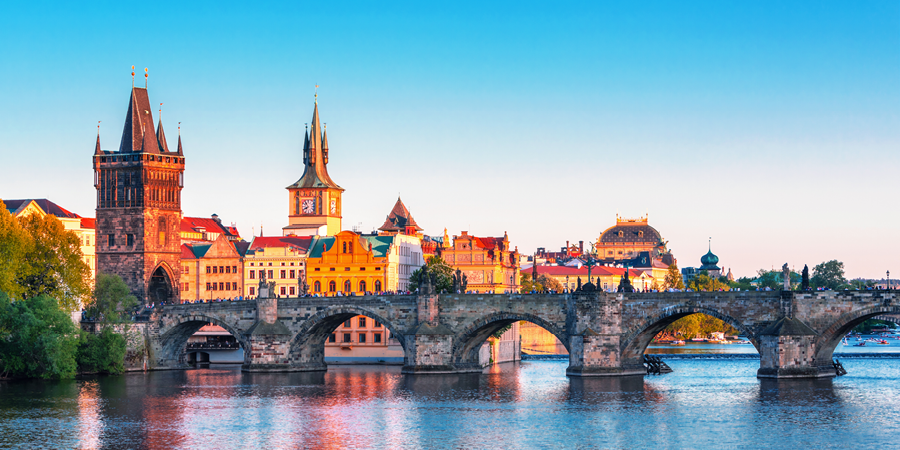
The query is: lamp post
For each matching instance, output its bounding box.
[888,270,891,291]
[566,275,569,293]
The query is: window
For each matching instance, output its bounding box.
[127,234,134,247]
[268,263,272,266]
[358,333,366,343]
[359,280,366,292]
[219,266,224,273]
[232,266,237,273]
[268,270,274,279]
[250,271,255,279]
[184,265,189,275]
[280,270,286,279]
[374,320,381,328]
[344,319,352,328]
[315,268,321,271]
[184,283,189,292]
[374,280,382,291]
[218,282,224,291]
[329,268,335,272]
[375,267,381,271]
[207,266,211,274]
[314,281,321,292]
[358,317,366,327]
[344,267,350,271]
[290,270,295,279]
[360,267,366,271]
[342,242,347,253]
[280,286,286,296]
[373,333,382,343]
[329,334,336,343]
[206,282,211,291]
[259,270,265,279]
[225,266,231,274]
[108,234,115,247]
[250,286,255,296]
[158,217,167,246]
[213,266,218,274]
[343,280,351,292]
[343,333,351,343]
[289,286,295,296]
[329,281,336,292]
[281,262,285,266]
[250,262,255,266]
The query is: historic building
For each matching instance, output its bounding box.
[242,235,314,298]
[440,231,520,293]
[283,96,344,237]
[682,243,723,283]
[530,264,657,292]
[180,235,247,302]
[4,199,97,282]
[306,231,391,295]
[595,215,673,264]
[93,85,185,305]
[180,214,241,243]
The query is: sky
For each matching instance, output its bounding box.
[1,1,898,279]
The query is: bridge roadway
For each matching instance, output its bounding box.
[140,290,898,379]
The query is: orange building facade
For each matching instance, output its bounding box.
[440,231,520,293]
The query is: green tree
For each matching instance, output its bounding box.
[663,313,739,340]
[409,256,454,293]
[77,327,126,374]
[520,272,542,293]
[16,212,90,311]
[688,273,730,292]
[0,292,79,379]
[0,201,29,299]
[811,260,847,290]
[87,273,139,323]
[537,274,562,292]
[754,269,781,290]
[729,277,755,291]
[664,263,685,290]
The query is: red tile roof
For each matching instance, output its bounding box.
[531,265,648,278]
[249,236,315,252]
[80,218,96,229]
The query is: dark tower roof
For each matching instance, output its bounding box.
[177,133,183,156]
[379,197,423,232]
[118,87,161,153]
[287,100,343,190]
[94,132,102,155]
[156,117,170,152]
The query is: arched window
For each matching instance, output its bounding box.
[314,281,321,292]
[342,242,347,253]
[374,280,382,292]
[295,196,300,215]
[344,280,351,292]
[329,281,336,292]
[349,241,353,253]
[359,280,366,293]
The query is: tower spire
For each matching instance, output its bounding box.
[322,123,329,164]
[95,121,102,155]
[176,122,183,155]
[157,103,170,152]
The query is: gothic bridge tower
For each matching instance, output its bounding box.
[283,95,344,236]
[93,85,184,305]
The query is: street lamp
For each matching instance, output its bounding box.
[566,275,569,293]
[888,270,891,291]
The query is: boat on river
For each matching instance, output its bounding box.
[671,340,685,346]
[853,341,866,347]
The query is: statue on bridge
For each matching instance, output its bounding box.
[452,268,467,294]
[801,265,810,291]
[618,269,634,293]
[258,268,276,298]
[782,263,791,291]
[298,269,309,296]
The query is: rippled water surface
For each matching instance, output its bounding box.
[1,359,899,449]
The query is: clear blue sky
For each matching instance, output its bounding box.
[1,1,898,279]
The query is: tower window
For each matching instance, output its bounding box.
[108,234,115,247]
[158,217,167,246]
[127,234,134,247]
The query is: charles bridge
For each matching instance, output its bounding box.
[136,289,898,379]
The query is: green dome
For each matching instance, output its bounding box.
[699,250,719,269]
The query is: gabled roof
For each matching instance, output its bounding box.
[378,197,423,231]
[181,242,212,259]
[181,216,241,239]
[118,87,161,154]
[156,117,170,152]
[363,235,394,258]
[3,199,82,219]
[80,218,96,229]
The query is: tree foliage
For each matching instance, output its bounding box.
[0,292,79,379]
[519,272,562,293]
[87,273,139,323]
[687,273,730,292]
[77,327,126,374]
[409,256,454,293]
[0,202,29,299]
[664,263,685,290]
[662,313,739,340]
[811,260,847,290]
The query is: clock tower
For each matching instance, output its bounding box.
[283,96,344,236]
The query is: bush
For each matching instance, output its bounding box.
[0,293,79,379]
[77,327,127,374]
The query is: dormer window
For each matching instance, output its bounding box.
[638,231,644,238]
[618,231,624,237]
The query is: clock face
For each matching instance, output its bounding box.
[330,199,337,214]
[301,199,315,214]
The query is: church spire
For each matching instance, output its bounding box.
[322,124,329,164]
[95,130,102,155]
[286,93,342,191]
[119,87,160,153]
[302,123,311,165]
[176,123,184,156]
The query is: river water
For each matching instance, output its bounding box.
[1,356,899,449]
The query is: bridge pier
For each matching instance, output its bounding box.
[565,330,645,377]
[756,317,832,378]
[242,294,295,372]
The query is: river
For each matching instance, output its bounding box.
[1,355,899,449]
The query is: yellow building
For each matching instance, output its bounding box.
[530,264,659,292]
[242,235,314,298]
[180,235,246,302]
[306,231,392,295]
[440,231,519,293]
[596,215,669,261]
[283,96,344,237]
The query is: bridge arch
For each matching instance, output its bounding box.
[451,311,570,370]
[813,304,900,364]
[620,305,760,363]
[157,313,249,366]
[289,305,408,370]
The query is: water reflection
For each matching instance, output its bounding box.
[2,359,900,448]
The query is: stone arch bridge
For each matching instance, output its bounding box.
[141,290,898,379]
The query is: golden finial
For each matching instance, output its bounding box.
[97,120,101,135]
[315,84,319,103]
[144,68,148,88]
[178,121,181,135]
[159,103,163,118]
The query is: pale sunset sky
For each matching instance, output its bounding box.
[1,1,897,279]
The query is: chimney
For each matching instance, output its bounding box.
[579,241,584,252]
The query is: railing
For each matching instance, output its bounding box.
[186,342,241,350]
